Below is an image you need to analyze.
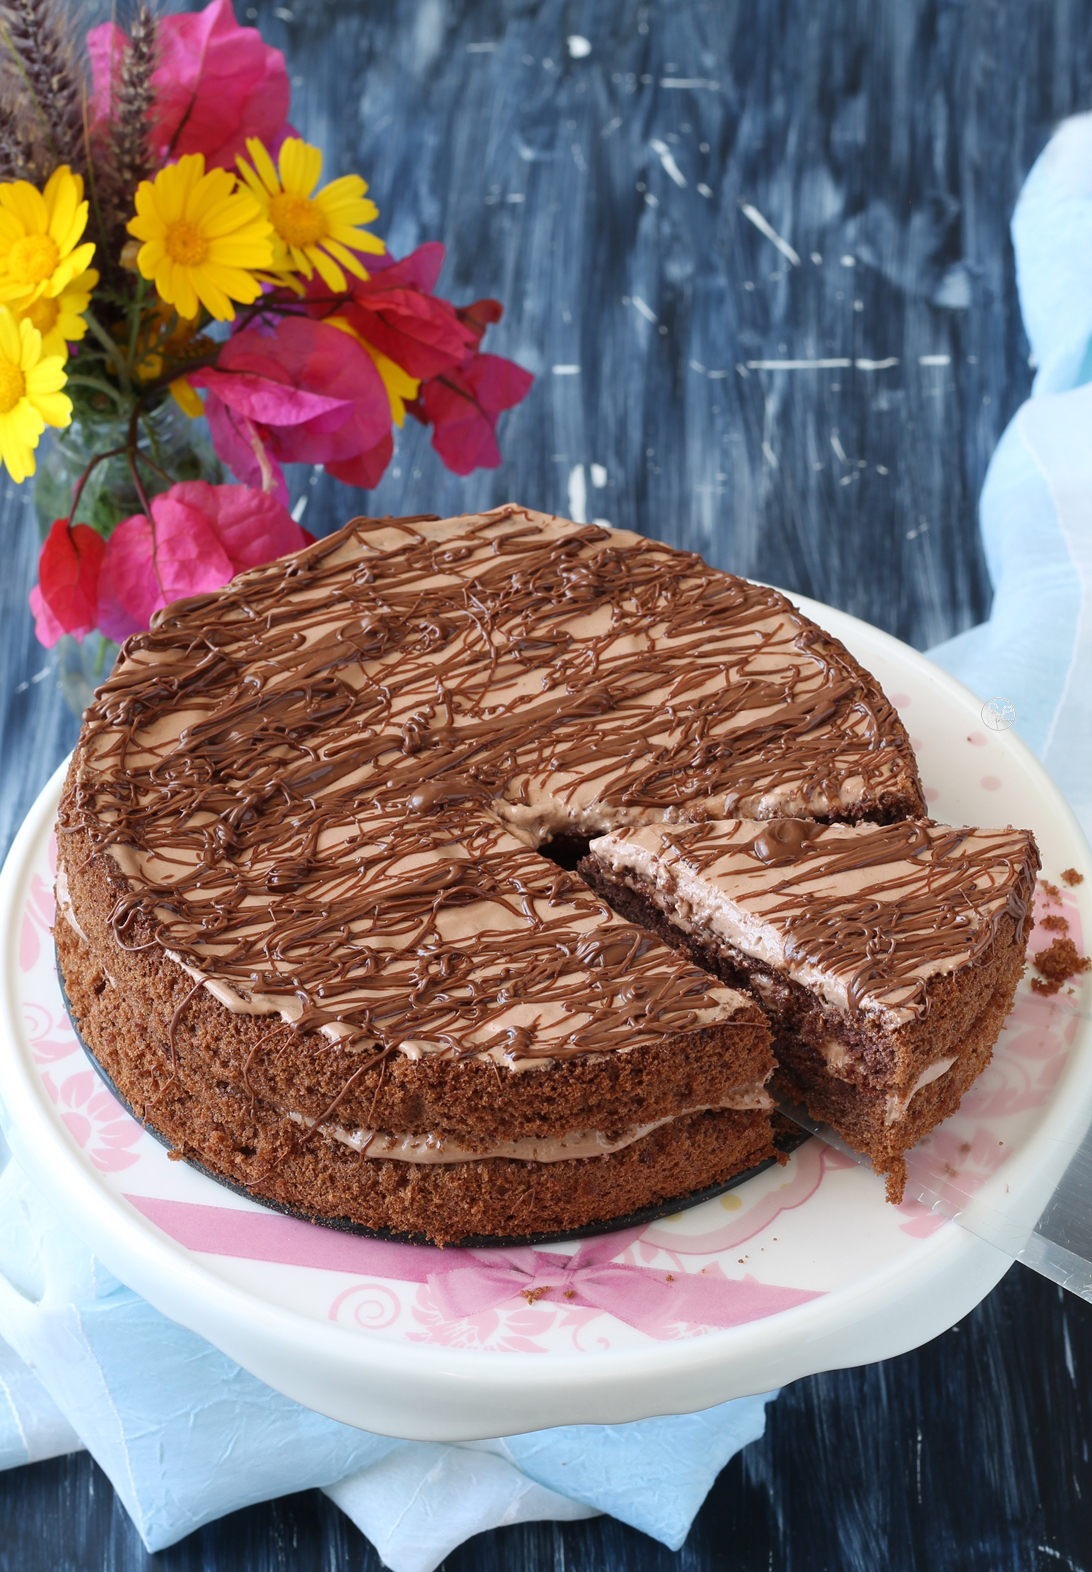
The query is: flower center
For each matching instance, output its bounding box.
[9,233,60,287]
[24,295,59,335]
[165,222,210,267]
[269,191,327,247]
[0,360,26,414]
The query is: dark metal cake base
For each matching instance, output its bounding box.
[58,948,807,1250]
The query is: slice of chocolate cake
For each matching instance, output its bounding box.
[583,818,1040,1200]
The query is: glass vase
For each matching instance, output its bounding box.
[33,391,224,717]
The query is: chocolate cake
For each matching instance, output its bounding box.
[583,818,1039,1200]
[55,504,942,1244]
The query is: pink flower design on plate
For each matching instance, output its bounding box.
[43,1068,143,1173]
[23,1001,80,1066]
[19,874,55,972]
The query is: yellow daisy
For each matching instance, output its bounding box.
[237,136,385,293]
[18,267,99,360]
[0,166,96,309]
[326,315,419,424]
[0,307,71,483]
[127,153,275,322]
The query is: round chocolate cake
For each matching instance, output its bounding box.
[55,505,931,1243]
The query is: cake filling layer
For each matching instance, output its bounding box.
[287,1084,773,1163]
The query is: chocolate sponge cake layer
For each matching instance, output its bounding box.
[56,906,775,1245]
[584,818,1039,1201]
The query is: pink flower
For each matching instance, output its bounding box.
[30,520,106,648]
[89,0,291,171]
[97,482,310,642]
[189,316,392,496]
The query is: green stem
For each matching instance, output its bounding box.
[127,276,149,368]
[65,374,127,407]
[93,637,109,678]
[83,309,132,396]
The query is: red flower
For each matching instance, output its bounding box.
[303,244,534,478]
[97,482,310,642]
[89,0,291,171]
[29,521,106,648]
[190,317,392,496]
[412,352,534,475]
[325,246,479,380]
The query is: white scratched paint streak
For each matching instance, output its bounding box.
[567,464,587,524]
[919,354,952,366]
[650,139,687,187]
[739,203,801,266]
[631,297,658,323]
[746,359,851,370]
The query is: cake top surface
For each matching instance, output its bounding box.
[591,818,1039,1025]
[60,504,922,1060]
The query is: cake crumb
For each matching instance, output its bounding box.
[520,1286,550,1304]
[1061,868,1084,887]
[1042,914,1070,933]
[1030,937,1091,996]
[1040,879,1062,902]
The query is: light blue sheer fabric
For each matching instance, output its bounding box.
[0,1126,772,1568]
[929,115,1092,839]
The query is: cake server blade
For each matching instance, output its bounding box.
[775,1081,1092,1305]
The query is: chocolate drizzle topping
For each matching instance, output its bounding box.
[59,506,923,1062]
[594,818,1039,1021]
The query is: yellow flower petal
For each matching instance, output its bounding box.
[0,181,47,232]
[308,245,347,292]
[243,137,281,193]
[0,307,20,361]
[170,376,204,417]
[279,137,323,196]
[25,353,67,393]
[321,236,369,278]
[30,390,72,427]
[318,174,370,207]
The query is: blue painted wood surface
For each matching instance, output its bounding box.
[3,1,1092,1566]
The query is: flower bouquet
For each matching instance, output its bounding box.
[0,0,532,708]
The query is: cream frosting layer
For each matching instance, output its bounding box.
[288,1084,773,1163]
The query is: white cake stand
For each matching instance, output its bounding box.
[1,594,1088,1440]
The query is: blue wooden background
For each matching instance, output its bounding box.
[2,1,1092,1567]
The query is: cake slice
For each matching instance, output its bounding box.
[582,818,1040,1199]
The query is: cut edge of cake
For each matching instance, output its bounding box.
[581,817,1040,1201]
